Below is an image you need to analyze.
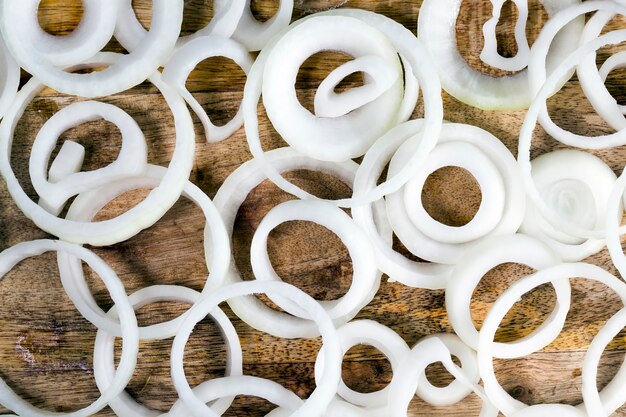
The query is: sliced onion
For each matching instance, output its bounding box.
[261,15,403,162]
[209,146,389,338]
[446,234,567,358]
[313,320,410,408]
[521,15,626,241]
[57,164,230,338]
[31,100,148,216]
[0,0,119,67]
[170,281,341,417]
[520,149,621,262]
[477,262,626,415]
[416,333,480,407]
[93,285,242,417]
[0,53,195,245]
[250,199,381,323]
[418,0,582,110]
[243,8,443,207]
[606,166,626,280]
[0,240,138,417]
[0,1,183,97]
[162,35,253,143]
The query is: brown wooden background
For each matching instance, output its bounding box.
[0,0,626,416]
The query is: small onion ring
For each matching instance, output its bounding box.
[170,281,342,417]
[415,333,480,407]
[243,8,443,207]
[446,234,566,358]
[30,101,148,216]
[313,319,410,408]
[0,53,195,246]
[520,149,620,262]
[0,1,183,97]
[250,199,380,322]
[209,146,389,338]
[480,0,530,72]
[477,262,626,416]
[162,35,253,143]
[418,0,582,110]
[92,285,242,417]
[0,240,138,417]
[57,164,230,338]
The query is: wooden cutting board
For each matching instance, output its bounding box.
[0,0,625,416]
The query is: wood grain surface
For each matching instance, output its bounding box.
[0,0,626,416]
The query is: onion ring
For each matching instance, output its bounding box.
[0,1,183,97]
[225,0,294,51]
[418,0,582,110]
[170,280,342,417]
[30,100,148,216]
[0,53,195,246]
[477,262,626,415]
[0,240,138,417]
[480,0,530,72]
[520,149,620,262]
[162,35,253,143]
[93,285,242,417]
[210,146,388,338]
[313,319,410,408]
[446,234,566,358]
[57,164,230,338]
[243,8,443,207]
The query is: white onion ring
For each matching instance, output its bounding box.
[225,0,294,52]
[31,100,148,216]
[0,240,138,417]
[46,140,84,184]
[480,0,530,72]
[527,1,626,150]
[416,333,480,407]
[520,149,620,262]
[210,146,389,338]
[521,9,626,241]
[313,319,410,408]
[93,285,242,417]
[478,262,626,416]
[170,281,342,417]
[418,0,582,110]
[0,53,195,245]
[262,15,403,162]
[385,121,525,265]
[115,0,245,55]
[0,1,182,97]
[576,10,626,133]
[446,234,567,358]
[387,336,497,417]
[352,120,452,289]
[243,8,443,207]
[0,0,119,67]
[250,199,380,322]
[162,35,253,143]
[57,164,230,338]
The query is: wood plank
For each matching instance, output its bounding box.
[0,1,625,416]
